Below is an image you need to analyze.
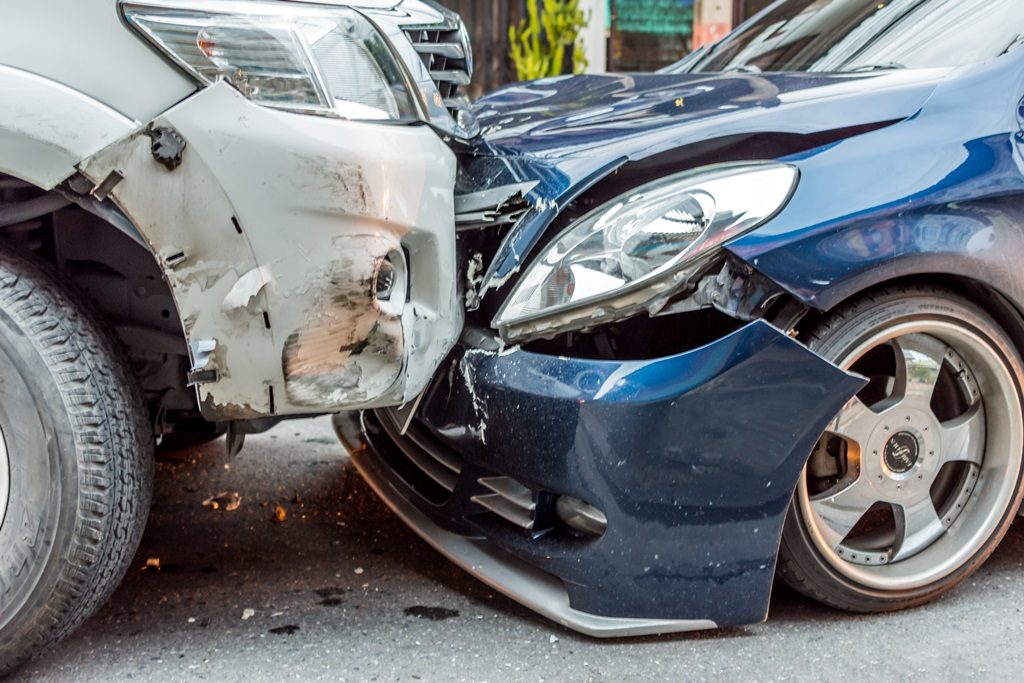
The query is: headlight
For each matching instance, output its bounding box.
[494,162,799,341]
[122,1,419,121]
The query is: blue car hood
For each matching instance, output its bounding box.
[471,70,945,160]
[462,70,948,290]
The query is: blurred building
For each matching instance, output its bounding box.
[609,0,773,70]
[441,0,767,95]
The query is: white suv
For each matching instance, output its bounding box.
[0,0,472,672]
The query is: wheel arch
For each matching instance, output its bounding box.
[0,65,137,191]
[798,271,1024,365]
[0,171,197,431]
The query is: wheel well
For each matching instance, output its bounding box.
[798,273,1024,359]
[0,172,199,431]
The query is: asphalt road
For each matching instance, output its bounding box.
[17,417,1024,682]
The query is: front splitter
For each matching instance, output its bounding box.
[348,423,717,638]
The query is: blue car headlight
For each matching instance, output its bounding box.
[494,162,799,341]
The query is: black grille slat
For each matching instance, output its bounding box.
[375,409,465,503]
[403,21,472,120]
[471,476,538,531]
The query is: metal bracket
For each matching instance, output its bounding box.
[90,169,124,201]
[187,339,219,386]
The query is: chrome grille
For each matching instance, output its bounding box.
[403,19,473,122]
[472,476,537,530]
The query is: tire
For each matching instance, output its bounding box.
[778,285,1024,612]
[0,246,153,676]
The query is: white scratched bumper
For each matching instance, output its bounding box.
[80,83,461,419]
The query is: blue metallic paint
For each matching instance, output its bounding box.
[361,41,1024,629]
[461,68,946,292]
[731,55,1024,311]
[362,322,864,625]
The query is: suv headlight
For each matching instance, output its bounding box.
[494,162,799,341]
[122,0,419,121]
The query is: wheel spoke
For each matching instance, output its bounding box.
[809,478,878,551]
[893,498,946,561]
[891,335,948,411]
[937,402,986,467]
[829,396,879,449]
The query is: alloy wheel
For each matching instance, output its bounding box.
[798,320,1023,590]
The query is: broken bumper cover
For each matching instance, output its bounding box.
[343,320,864,635]
[79,83,461,419]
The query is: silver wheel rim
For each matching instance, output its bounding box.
[798,320,1023,591]
[0,424,9,532]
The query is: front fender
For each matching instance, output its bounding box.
[729,56,1024,313]
[0,65,135,189]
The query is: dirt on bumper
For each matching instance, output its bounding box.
[348,320,865,632]
[78,83,461,420]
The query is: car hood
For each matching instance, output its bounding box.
[471,70,946,160]
[461,69,948,291]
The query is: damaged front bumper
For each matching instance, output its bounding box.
[78,83,461,420]
[340,320,865,636]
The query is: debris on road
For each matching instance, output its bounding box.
[274,505,287,522]
[241,609,255,621]
[202,491,242,511]
[404,606,460,621]
[143,558,161,572]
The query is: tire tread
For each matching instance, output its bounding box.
[0,247,153,675]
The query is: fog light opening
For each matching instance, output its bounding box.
[555,495,608,538]
[374,251,407,317]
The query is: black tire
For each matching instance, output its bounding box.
[0,246,153,676]
[778,285,1024,613]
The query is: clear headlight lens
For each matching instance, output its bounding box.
[122,1,418,121]
[495,162,799,338]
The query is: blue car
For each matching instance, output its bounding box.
[337,0,1024,636]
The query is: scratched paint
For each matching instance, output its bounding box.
[79,83,461,420]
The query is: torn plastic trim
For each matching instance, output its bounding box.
[55,178,148,248]
[454,181,537,229]
[497,251,802,347]
[657,255,806,329]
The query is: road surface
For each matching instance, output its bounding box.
[20,418,1024,681]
